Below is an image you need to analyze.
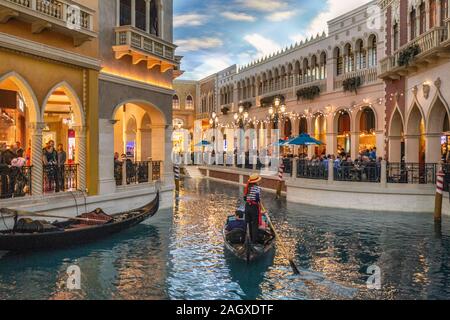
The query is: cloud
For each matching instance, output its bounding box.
[267,10,298,22]
[175,37,224,52]
[235,0,288,12]
[221,11,256,22]
[174,13,208,28]
[183,55,234,80]
[303,0,373,37]
[243,34,281,59]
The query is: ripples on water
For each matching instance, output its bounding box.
[1,178,450,300]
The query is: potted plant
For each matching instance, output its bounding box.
[343,76,362,94]
[398,44,420,67]
[296,86,321,101]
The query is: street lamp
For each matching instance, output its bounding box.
[268,96,287,129]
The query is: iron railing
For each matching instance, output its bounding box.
[43,164,78,193]
[334,162,381,183]
[297,160,328,180]
[115,160,162,186]
[0,165,32,199]
[386,163,437,185]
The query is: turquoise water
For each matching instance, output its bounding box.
[1,178,450,300]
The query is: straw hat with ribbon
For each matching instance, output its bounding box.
[248,173,262,184]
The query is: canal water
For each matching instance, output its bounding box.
[1,178,450,300]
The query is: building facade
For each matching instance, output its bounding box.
[209,1,387,161]
[172,80,196,153]
[379,0,450,165]
[0,0,179,216]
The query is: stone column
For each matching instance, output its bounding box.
[98,119,117,195]
[116,0,121,27]
[381,160,387,186]
[328,158,334,182]
[164,125,173,184]
[425,133,442,163]
[131,0,136,27]
[351,132,358,160]
[74,126,87,193]
[404,135,420,163]
[145,0,150,33]
[29,122,46,196]
[375,130,385,159]
[388,136,402,162]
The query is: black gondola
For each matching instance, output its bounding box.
[223,217,276,263]
[0,192,159,252]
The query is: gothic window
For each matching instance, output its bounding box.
[430,0,437,28]
[120,0,132,26]
[419,2,426,34]
[172,95,180,110]
[150,0,159,36]
[135,0,146,31]
[393,22,399,51]
[186,95,194,110]
[410,8,417,40]
[368,35,377,67]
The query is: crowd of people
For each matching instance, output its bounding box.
[0,141,29,198]
[0,140,71,198]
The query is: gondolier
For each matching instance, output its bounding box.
[244,173,262,244]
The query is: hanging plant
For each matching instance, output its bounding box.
[221,105,230,115]
[398,44,420,67]
[296,86,321,101]
[343,76,362,94]
[260,95,285,108]
[239,101,252,111]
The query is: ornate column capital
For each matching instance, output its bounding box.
[27,122,47,132]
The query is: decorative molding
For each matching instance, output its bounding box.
[0,32,101,70]
[99,71,175,96]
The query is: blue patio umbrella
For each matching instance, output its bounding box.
[195,140,211,147]
[285,134,324,146]
[270,139,290,147]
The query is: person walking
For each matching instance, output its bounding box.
[244,173,263,244]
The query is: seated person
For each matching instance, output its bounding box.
[226,210,246,232]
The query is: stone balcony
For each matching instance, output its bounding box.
[0,0,96,46]
[113,25,178,73]
[379,26,450,80]
[334,67,379,90]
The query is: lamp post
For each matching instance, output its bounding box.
[268,96,286,130]
[233,105,249,128]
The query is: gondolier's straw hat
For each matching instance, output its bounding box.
[248,173,262,184]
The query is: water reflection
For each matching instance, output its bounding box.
[1,178,450,300]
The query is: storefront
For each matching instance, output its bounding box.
[0,89,28,156]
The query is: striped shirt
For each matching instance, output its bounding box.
[246,185,261,203]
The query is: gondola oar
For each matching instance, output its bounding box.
[0,208,110,224]
[262,204,300,275]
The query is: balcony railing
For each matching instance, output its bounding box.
[297,160,328,180]
[334,67,378,90]
[387,162,437,185]
[380,26,448,79]
[43,164,78,193]
[115,160,162,186]
[0,0,96,45]
[0,165,32,199]
[334,162,381,183]
[114,26,178,72]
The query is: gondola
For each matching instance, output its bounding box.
[223,216,276,263]
[0,192,159,252]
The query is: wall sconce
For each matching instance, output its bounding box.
[423,82,431,99]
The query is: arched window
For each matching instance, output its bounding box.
[419,2,426,34]
[355,40,366,70]
[441,0,448,26]
[320,52,327,80]
[393,22,399,51]
[335,48,343,76]
[150,0,159,36]
[186,95,194,110]
[429,0,436,29]
[172,95,180,109]
[135,0,146,31]
[410,8,417,40]
[368,35,377,67]
[344,44,354,73]
[120,0,131,26]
